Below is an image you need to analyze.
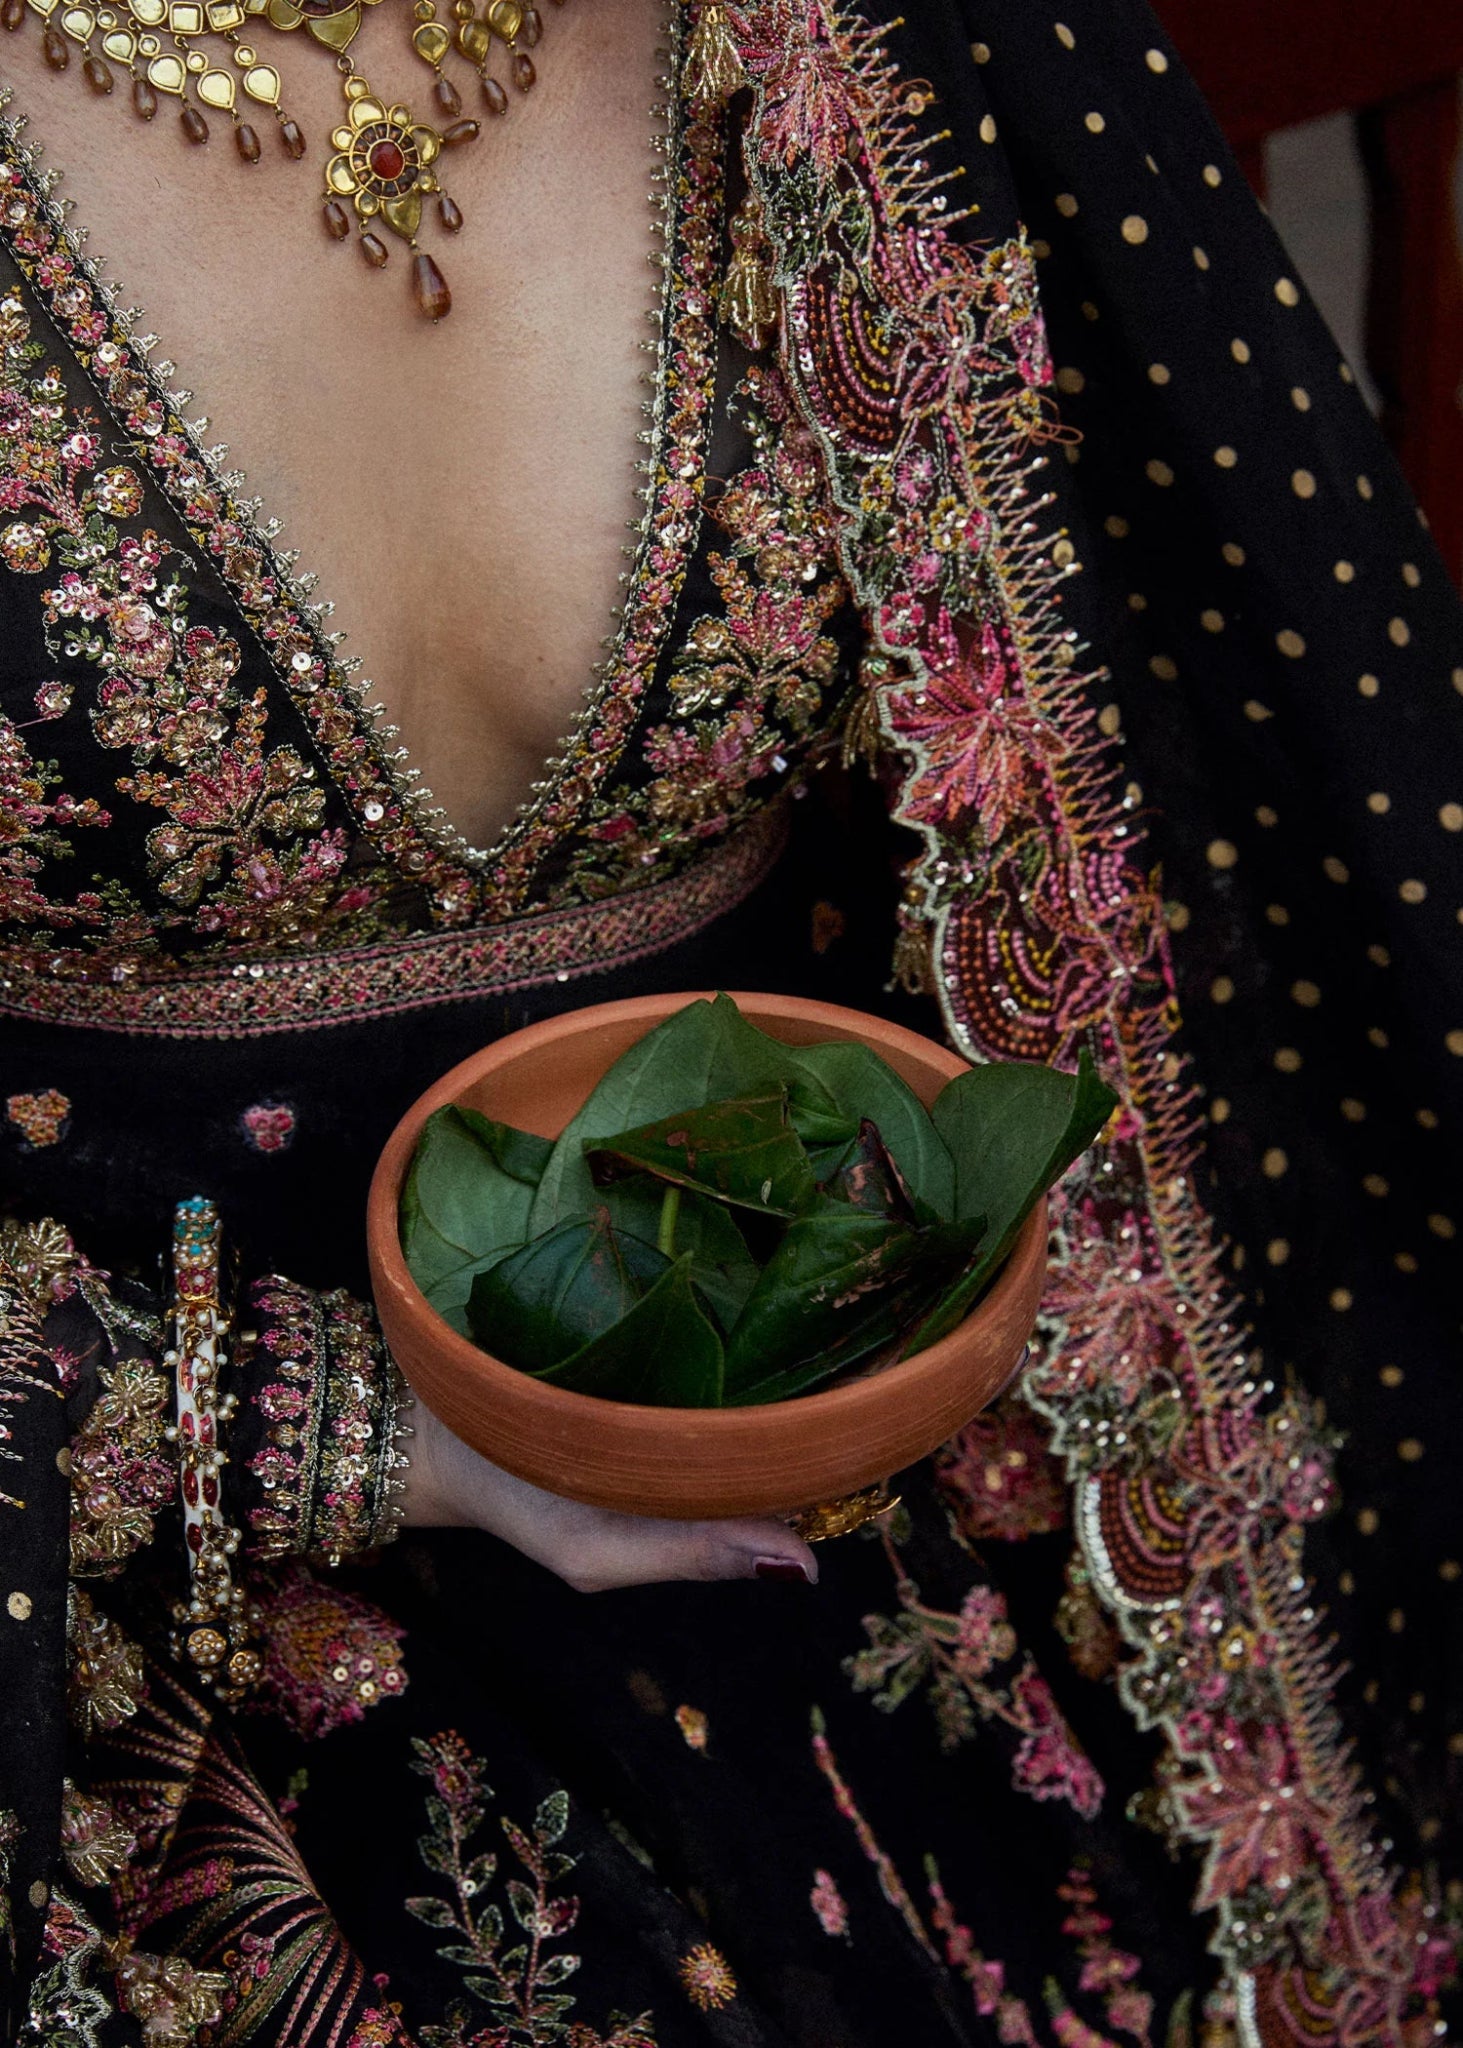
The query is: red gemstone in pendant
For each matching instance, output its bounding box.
[368,136,407,181]
[0,0,25,33]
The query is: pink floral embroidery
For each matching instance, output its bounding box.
[251,1565,407,1740]
[1173,1720,1319,1912]
[241,1102,297,1154]
[937,1395,1067,1543]
[809,1868,850,1938]
[5,1088,70,1148]
[1010,1671,1104,1821]
[729,1,1441,2025]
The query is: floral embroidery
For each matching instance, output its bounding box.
[815,1709,1159,2046]
[66,1586,145,1737]
[239,1101,296,1153]
[249,1563,407,1741]
[5,1087,70,1148]
[0,800,790,1037]
[566,364,857,898]
[69,1354,174,1577]
[1010,1671,1105,1819]
[0,84,800,1038]
[406,1731,658,2048]
[732,3,1436,2028]
[935,1393,1068,1544]
[115,1948,230,2046]
[677,1944,736,2013]
[809,1868,849,1939]
[59,1781,137,1890]
[844,1537,1103,1817]
[0,269,393,960]
[673,1705,708,1753]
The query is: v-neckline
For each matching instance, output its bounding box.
[0,2,729,922]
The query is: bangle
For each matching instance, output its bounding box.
[165,1197,261,1702]
[238,1278,414,1566]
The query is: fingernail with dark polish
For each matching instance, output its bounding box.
[754,1557,811,1583]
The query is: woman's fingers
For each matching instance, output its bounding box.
[404,1397,819,1592]
[544,1509,819,1595]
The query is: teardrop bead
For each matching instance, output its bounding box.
[520,5,540,45]
[322,197,351,239]
[433,72,461,115]
[359,231,389,268]
[279,117,306,159]
[1,0,28,33]
[41,25,69,68]
[440,117,479,146]
[411,248,451,321]
[480,76,507,115]
[437,191,463,232]
[180,102,209,144]
[511,51,534,90]
[132,75,158,118]
[83,52,114,92]
[235,120,262,163]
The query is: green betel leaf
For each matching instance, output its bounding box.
[723,1211,987,1405]
[467,1211,670,1371]
[595,1174,760,1327]
[529,994,840,1232]
[784,1039,956,1217]
[401,1106,553,1335]
[584,1091,817,1219]
[817,1118,917,1220]
[907,1047,1119,1353]
[530,1254,725,1407]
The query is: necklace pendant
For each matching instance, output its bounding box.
[411,247,450,321]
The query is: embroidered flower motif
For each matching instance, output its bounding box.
[1010,1670,1104,1821]
[241,1101,297,1154]
[5,1088,71,1149]
[1175,1721,1318,1910]
[252,1565,407,1741]
[936,1396,1067,1543]
[809,1868,849,1938]
[59,1781,137,1889]
[1,518,50,571]
[69,1355,175,1577]
[674,1705,709,1752]
[678,1942,737,2011]
[33,681,74,720]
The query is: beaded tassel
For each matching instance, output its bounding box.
[721,195,776,350]
[684,0,743,107]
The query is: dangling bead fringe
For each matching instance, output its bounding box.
[684,1,744,106]
[722,199,776,350]
[892,917,935,998]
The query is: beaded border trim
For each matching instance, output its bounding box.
[241,1276,412,1566]
[0,797,789,1038]
[165,1196,261,1702]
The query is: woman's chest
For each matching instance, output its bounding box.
[4,0,665,846]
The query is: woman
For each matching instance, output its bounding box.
[1,0,1458,2039]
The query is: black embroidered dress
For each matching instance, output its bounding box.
[2,5,1461,2046]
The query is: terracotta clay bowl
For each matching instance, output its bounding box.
[367,992,1048,1521]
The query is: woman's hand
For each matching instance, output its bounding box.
[400,1396,818,1594]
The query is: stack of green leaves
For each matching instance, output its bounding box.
[400,995,1116,1408]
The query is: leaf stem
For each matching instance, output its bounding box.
[657,1183,682,1259]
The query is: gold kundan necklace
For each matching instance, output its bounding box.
[0,0,562,318]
